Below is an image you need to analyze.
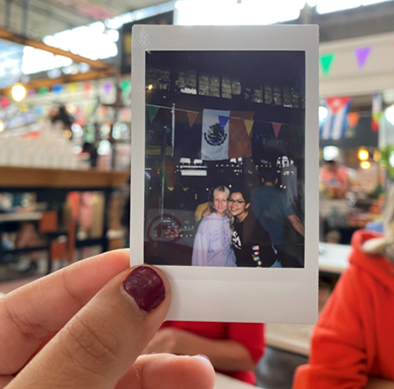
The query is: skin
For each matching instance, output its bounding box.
[0,250,215,389]
[228,192,250,223]
[143,327,255,372]
[213,191,228,217]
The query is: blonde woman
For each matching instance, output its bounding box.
[293,187,394,389]
[192,185,236,267]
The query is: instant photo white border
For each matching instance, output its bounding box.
[131,25,319,323]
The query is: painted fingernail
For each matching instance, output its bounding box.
[123,266,165,313]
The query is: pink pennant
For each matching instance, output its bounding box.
[354,47,371,69]
[272,122,282,138]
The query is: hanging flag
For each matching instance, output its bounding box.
[0,96,9,109]
[272,122,282,138]
[38,87,49,95]
[228,111,254,159]
[354,47,371,69]
[372,93,383,132]
[147,105,160,123]
[84,82,92,97]
[53,84,63,94]
[68,83,78,95]
[201,109,230,161]
[320,53,335,77]
[244,119,254,136]
[347,112,360,128]
[103,81,113,95]
[120,80,131,98]
[187,111,198,128]
[320,97,351,140]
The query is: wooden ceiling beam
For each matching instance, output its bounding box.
[0,69,116,94]
[0,27,117,73]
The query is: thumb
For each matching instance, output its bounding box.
[9,265,171,389]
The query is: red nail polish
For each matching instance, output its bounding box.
[123,266,165,313]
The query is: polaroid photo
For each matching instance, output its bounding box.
[131,25,319,323]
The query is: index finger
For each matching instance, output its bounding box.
[0,249,130,375]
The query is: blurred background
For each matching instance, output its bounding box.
[0,1,394,388]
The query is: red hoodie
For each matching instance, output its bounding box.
[293,230,394,389]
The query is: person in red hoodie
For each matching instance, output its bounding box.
[293,187,394,389]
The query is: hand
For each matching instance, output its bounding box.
[143,327,184,355]
[0,250,215,389]
[202,206,213,218]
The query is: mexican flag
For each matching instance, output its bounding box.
[201,109,254,161]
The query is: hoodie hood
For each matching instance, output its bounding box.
[350,230,394,293]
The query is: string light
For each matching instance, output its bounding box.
[358,149,369,161]
[360,161,370,170]
[11,83,27,102]
[0,120,4,132]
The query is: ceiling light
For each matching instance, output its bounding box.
[11,83,27,102]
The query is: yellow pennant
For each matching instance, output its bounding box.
[244,119,254,136]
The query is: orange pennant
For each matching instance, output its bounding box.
[244,119,254,136]
[187,111,198,128]
[347,112,360,128]
[272,122,282,138]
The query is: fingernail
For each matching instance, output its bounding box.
[196,354,210,361]
[123,266,165,313]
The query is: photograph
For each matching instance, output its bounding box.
[143,50,306,268]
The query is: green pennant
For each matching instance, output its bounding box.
[147,105,160,123]
[320,53,335,77]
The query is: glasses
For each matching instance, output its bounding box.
[228,199,245,204]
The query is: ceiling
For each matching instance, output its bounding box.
[0,0,171,39]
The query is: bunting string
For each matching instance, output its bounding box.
[146,104,297,127]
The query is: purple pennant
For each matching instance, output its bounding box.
[218,115,229,130]
[354,47,371,69]
[103,81,113,95]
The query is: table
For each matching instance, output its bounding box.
[265,323,313,357]
[0,167,130,265]
[214,373,258,388]
[0,212,43,223]
[319,243,351,275]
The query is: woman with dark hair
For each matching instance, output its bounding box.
[192,185,236,267]
[228,188,278,267]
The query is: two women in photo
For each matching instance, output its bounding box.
[192,185,277,267]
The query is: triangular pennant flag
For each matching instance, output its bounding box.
[320,53,335,77]
[244,119,254,136]
[272,122,282,138]
[347,112,360,128]
[187,111,198,128]
[218,115,229,130]
[147,105,160,123]
[354,47,371,69]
